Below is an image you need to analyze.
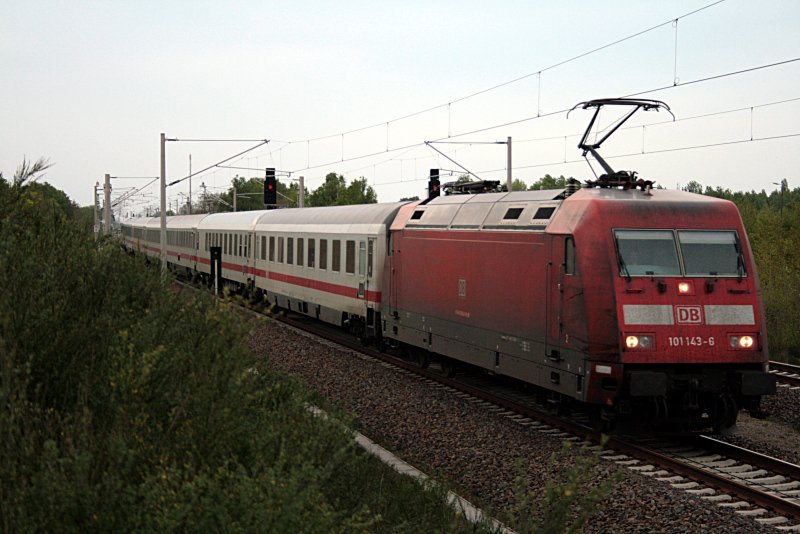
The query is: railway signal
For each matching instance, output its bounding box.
[428,169,440,199]
[264,168,277,206]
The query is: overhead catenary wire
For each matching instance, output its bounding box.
[285,0,728,145]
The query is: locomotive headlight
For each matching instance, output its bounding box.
[730,335,754,349]
[678,282,691,294]
[625,335,654,350]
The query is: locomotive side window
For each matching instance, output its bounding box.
[320,239,328,270]
[614,230,681,276]
[534,207,556,220]
[308,239,315,268]
[345,240,356,274]
[565,237,576,275]
[332,240,341,272]
[678,231,743,277]
[503,207,523,220]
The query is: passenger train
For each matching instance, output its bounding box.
[121,179,775,432]
[120,99,776,431]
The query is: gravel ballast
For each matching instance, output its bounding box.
[249,318,786,533]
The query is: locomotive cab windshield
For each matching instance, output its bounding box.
[614,229,745,278]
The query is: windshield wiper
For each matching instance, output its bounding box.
[618,250,632,282]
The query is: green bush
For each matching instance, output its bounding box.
[0,166,474,532]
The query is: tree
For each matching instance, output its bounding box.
[511,178,528,191]
[682,180,704,194]
[218,176,265,212]
[529,174,569,190]
[399,196,420,202]
[306,173,377,207]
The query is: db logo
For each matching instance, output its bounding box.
[675,305,704,324]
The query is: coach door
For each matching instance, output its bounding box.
[359,238,378,335]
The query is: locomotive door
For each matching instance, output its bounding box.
[545,237,565,361]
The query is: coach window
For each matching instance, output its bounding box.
[287,237,294,265]
[224,234,228,255]
[358,241,366,276]
[261,236,267,260]
[565,237,577,275]
[320,239,328,270]
[297,238,304,267]
[269,236,275,262]
[345,240,355,274]
[332,240,341,272]
[308,238,315,268]
[367,240,374,277]
[278,237,284,263]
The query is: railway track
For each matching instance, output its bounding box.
[181,281,800,530]
[275,308,800,529]
[771,361,800,388]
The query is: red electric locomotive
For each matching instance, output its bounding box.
[381,99,775,431]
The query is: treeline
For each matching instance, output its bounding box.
[0,161,473,531]
[187,172,377,214]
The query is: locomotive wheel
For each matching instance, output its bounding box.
[411,348,430,369]
[440,357,457,377]
[590,407,617,434]
[712,394,739,434]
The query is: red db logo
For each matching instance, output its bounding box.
[675,306,703,324]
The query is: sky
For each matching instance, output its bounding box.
[2,0,799,215]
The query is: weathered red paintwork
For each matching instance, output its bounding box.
[384,187,769,413]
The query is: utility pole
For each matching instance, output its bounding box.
[201,182,208,213]
[93,182,99,234]
[233,187,237,212]
[299,175,305,208]
[506,136,512,192]
[188,154,192,214]
[103,173,111,234]
[160,133,167,269]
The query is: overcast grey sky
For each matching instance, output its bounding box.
[2,0,799,213]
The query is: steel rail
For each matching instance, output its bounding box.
[770,361,800,387]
